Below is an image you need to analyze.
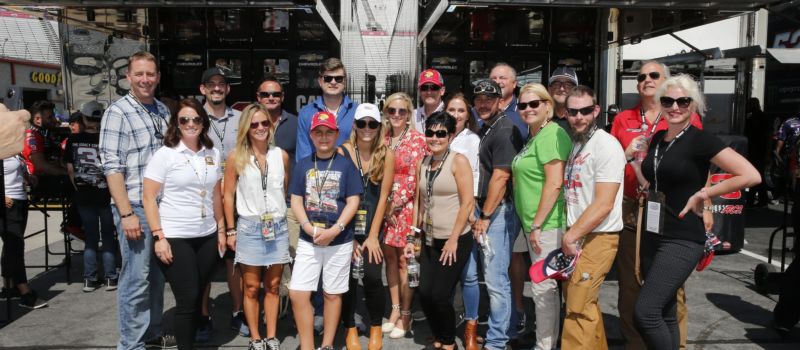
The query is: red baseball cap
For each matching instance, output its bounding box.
[310,111,338,132]
[530,248,581,283]
[418,68,444,88]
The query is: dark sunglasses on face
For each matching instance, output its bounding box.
[425,129,449,138]
[322,75,345,83]
[517,100,544,110]
[178,116,202,125]
[567,106,596,117]
[420,84,441,92]
[355,119,381,129]
[257,91,283,99]
[637,72,661,82]
[660,96,693,109]
[387,107,408,117]
[249,120,271,129]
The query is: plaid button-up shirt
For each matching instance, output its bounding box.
[99,93,169,205]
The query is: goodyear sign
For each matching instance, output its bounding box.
[30,71,62,86]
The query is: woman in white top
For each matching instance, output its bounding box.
[143,98,225,350]
[223,104,290,350]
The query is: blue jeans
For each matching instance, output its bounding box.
[460,241,480,321]
[114,205,165,350]
[480,201,520,350]
[79,204,118,281]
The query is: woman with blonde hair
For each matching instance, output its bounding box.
[381,92,428,338]
[511,83,572,350]
[223,103,291,350]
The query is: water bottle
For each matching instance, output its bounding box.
[479,234,494,258]
[352,256,365,280]
[704,232,721,253]
[407,256,420,288]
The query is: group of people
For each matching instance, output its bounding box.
[0,50,762,350]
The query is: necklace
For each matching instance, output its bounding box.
[182,148,209,218]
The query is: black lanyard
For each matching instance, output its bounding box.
[254,151,270,206]
[640,108,662,141]
[478,114,506,151]
[209,108,230,152]
[354,144,370,190]
[653,124,691,192]
[391,126,409,151]
[565,126,598,190]
[425,151,450,210]
[129,93,166,138]
[313,153,336,208]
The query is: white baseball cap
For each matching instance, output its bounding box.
[354,103,381,123]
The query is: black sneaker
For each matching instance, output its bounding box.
[145,334,177,349]
[265,337,281,350]
[248,339,265,350]
[106,278,118,291]
[18,291,48,309]
[0,287,21,299]
[83,279,103,293]
[316,346,335,350]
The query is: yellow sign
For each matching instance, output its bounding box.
[30,71,62,86]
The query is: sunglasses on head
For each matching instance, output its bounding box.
[425,129,449,138]
[637,72,661,82]
[178,116,202,125]
[517,100,544,110]
[387,107,408,117]
[567,106,595,117]
[257,91,282,99]
[322,75,345,83]
[660,96,693,109]
[420,84,441,92]
[355,119,381,129]
[249,120,270,129]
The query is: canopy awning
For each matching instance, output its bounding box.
[452,0,785,11]
[0,0,314,7]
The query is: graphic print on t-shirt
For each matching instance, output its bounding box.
[72,144,107,188]
[564,151,589,205]
[304,169,341,223]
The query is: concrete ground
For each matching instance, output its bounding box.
[1,203,799,349]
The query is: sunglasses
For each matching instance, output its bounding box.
[249,120,271,129]
[567,106,595,117]
[387,107,408,117]
[517,100,544,110]
[550,81,575,90]
[660,96,693,109]
[355,119,381,129]
[321,75,345,83]
[257,91,283,99]
[420,84,441,92]
[178,116,203,125]
[425,129,449,138]
[637,72,661,82]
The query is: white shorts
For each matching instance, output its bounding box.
[289,239,353,294]
[513,228,528,253]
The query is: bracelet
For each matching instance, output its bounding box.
[226,227,235,231]
[699,188,710,201]
[313,226,318,239]
[703,206,713,212]
[225,229,237,236]
[300,220,310,228]
[119,212,135,219]
[151,228,163,234]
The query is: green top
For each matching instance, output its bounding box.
[512,122,572,231]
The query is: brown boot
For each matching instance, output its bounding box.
[368,325,383,350]
[464,320,479,350]
[346,327,362,350]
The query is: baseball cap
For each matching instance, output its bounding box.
[201,67,228,84]
[355,103,381,123]
[418,68,444,88]
[549,66,579,86]
[79,101,104,119]
[310,111,338,132]
[473,79,502,98]
[529,248,581,283]
[68,111,82,123]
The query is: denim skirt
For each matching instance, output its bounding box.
[234,216,292,267]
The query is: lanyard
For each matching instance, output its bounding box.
[391,126,409,151]
[354,144,370,190]
[565,126,598,190]
[478,114,506,151]
[254,151,270,211]
[653,124,691,192]
[640,108,662,140]
[313,153,336,209]
[209,109,230,152]
[129,93,166,137]
[513,119,550,166]
[425,150,450,211]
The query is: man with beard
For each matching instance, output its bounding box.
[471,79,524,350]
[197,67,247,340]
[413,68,446,132]
[22,100,66,178]
[548,67,579,131]
[561,86,625,349]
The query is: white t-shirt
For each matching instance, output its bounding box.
[563,130,625,232]
[235,146,287,219]
[144,142,222,239]
[450,128,480,197]
[3,156,26,200]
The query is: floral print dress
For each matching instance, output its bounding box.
[383,129,428,247]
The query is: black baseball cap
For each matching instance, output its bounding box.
[473,79,502,98]
[201,67,227,84]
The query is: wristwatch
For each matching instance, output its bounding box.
[530,224,541,233]
[337,222,346,232]
[479,211,493,220]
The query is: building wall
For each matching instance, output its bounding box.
[0,59,64,113]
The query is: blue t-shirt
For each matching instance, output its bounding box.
[290,153,363,246]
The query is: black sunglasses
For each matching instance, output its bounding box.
[517,100,544,110]
[322,75,345,83]
[425,129,449,138]
[257,91,283,99]
[387,107,408,117]
[637,72,661,82]
[420,84,441,92]
[355,119,381,129]
[249,120,271,129]
[178,116,203,125]
[567,106,595,117]
[660,96,693,109]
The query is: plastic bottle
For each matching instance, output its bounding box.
[407,256,420,288]
[352,256,365,280]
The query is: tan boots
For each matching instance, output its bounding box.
[346,327,362,350]
[368,325,383,350]
[464,320,479,350]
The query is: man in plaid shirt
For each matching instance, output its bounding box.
[99,51,174,350]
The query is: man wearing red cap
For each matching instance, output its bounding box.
[413,68,446,132]
[289,111,362,350]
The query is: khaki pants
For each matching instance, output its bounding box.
[561,232,619,350]
[618,200,688,350]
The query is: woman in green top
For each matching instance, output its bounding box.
[511,83,572,349]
